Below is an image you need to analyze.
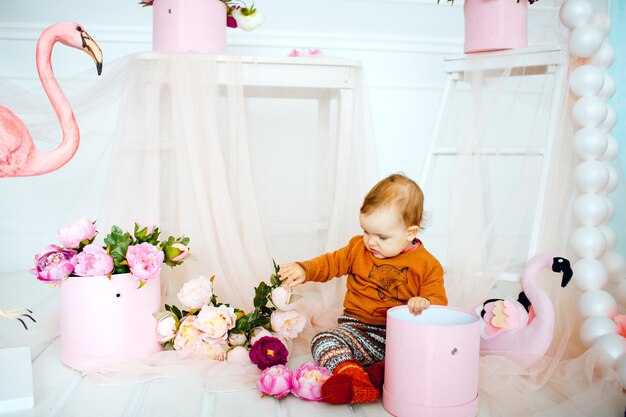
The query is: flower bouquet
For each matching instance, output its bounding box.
[141,0,265,32]
[32,217,190,286]
[32,217,190,369]
[155,261,306,366]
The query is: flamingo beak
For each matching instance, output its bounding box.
[552,257,573,288]
[80,30,103,76]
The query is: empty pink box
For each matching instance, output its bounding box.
[383,305,480,417]
[59,273,162,370]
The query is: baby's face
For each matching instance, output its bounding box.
[359,206,415,259]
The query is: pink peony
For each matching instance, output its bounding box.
[270,310,306,340]
[177,275,214,309]
[73,243,114,276]
[168,242,189,262]
[126,242,164,283]
[257,365,292,399]
[193,304,237,341]
[30,245,77,283]
[290,362,332,401]
[56,217,96,249]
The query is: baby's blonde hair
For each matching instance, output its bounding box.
[360,173,424,228]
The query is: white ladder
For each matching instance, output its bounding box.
[420,46,570,281]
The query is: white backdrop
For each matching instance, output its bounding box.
[0,0,563,273]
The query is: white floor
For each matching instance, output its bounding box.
[0,271,504,417]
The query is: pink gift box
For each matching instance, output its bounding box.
[59,273,162,370]
[152,0,227,53]
[464,0,528,54]
[383,306,480,417]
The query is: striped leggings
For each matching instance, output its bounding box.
[311,315,386,372]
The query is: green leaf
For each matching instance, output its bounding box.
[171,305,183,319]
[253,282,271,309]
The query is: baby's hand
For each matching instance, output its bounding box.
[279,263,306,289]
[408,296,430,315]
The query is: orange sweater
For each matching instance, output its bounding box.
[299,235,447,325]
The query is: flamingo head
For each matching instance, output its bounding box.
[46,22,103,75]
[551,257,573,288]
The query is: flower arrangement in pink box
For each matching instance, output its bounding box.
[31,217,190,287]
[154,261,306,363]
[140,0,265,32]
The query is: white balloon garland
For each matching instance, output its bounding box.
[562,0,626,387]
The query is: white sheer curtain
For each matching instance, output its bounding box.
[416,7,624,415]
[0,52,378,373]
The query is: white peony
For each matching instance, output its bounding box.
[177,275,213,309]
[270,310,306,340]
[232,8,265,32]
[193,304,237,341]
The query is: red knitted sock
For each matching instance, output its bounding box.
[365,361,385,394]
[321,360,380,405]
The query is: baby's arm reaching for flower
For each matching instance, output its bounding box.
[279,263,306,289]
[407,296,430,315]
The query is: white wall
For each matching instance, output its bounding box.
[0,0,561,180]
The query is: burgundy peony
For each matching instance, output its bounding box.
[249,336,289,370]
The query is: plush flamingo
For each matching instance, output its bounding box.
[477,255,573,368]
[0,22,103,177]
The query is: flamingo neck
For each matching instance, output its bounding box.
[520,258,554,324]
[30,28,79,175]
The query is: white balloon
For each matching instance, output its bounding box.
[592,334,626,365]
[600,165,619,195]
[588,41,615,68]
[573,160,609,193]
[579,316,618,347]
[578,289,617,318]
[615,280,626,307]
[598,225,617,250]
[598,73,616,100]
[560,0,594,29]
[598,106,617,133]
[572,127,607,160]
[569,25,605,58]
[599,134,619,162]
[617,354,626,391]
[605,197,614,221]
[572,96,608,127]
[590,11,612,36]
[571,226,607,259]
[602,252,626,282]
[573,193,609,226]
[569,65,604,97]
[573,258,609,291]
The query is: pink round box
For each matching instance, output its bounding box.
[152,0,227,53]
[59,273,162,370]
[464,0,528,54]
[383,305,480,417]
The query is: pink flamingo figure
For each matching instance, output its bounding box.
[477,255,573,368]
[0,22,103,177]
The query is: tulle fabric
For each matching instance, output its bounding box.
[417,3,624,413]
[0,53,376,388]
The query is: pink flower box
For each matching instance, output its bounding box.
[152,0,227,53]
[464,0,528,54]
[382,306,480,417]
[59,273,162,370]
